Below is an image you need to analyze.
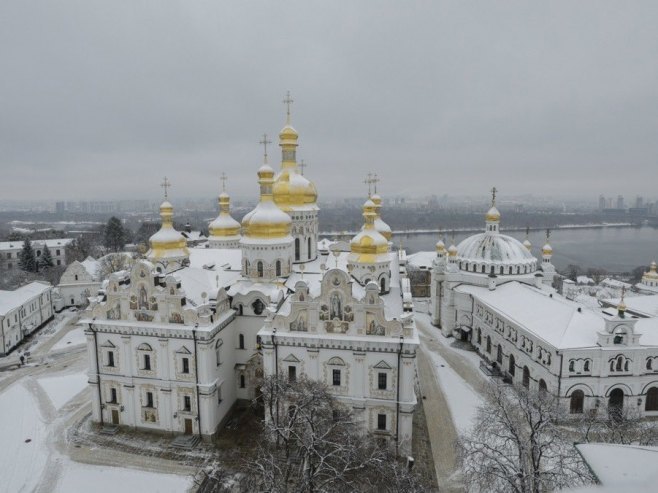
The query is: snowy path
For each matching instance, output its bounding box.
[0,314,195,492]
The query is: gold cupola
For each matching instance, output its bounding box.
[436,238,446,254]
[272,92,318,211]
[209,191,241,238]
[644,261,658,280]
[242,164,292,239]
[349,199,388,263]
[370,193,392,242]
[523,227,532,251]
[147,178,189,268]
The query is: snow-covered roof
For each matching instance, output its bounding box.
[0,238,73,251]
[601,294,658,318]
[0,282,51,315]
[576,275,595,285]
[456,282,607,349]
[600,278,631,289]
[457,232,537,270]
[575,443,658,488]
[173,268,241,307]
[188,248,242,271]
[407,251,435,269]
[80,257,100,280]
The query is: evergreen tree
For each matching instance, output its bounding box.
[18,238,37,273]
[39,244,54,270]
[103,216,127,253]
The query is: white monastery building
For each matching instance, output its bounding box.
[82,101,418,455]
[0,238,73,271]
[0,281,53,356]
[428,191,658,417]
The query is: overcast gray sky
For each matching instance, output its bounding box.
[1,1,657,202]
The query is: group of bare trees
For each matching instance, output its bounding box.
[199,375,429,493]
[457,382,658,493]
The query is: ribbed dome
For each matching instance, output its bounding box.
[350,199,388,262]
[370,194,392,241]
[148,201,189,260]
[457,233,536,273]
[209,192,240,238]
[242,165,292,239]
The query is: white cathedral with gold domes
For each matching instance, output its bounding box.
[81,95,418,456]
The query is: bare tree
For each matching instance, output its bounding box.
[457,382,593,493]
[98,253,135,280]
[576,403,658,446]
[238,374,429,493]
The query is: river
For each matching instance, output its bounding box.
[398,225,658,273]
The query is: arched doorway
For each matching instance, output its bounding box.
[570,390,584,414]
[646,387,658,411]
[608,388,624,420]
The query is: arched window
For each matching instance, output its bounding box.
[570,390,584,414]
[584,360,590,372]
[645,387,658,411]
[237,304,243,316]
[647,359,653,371]
[616,357,623,371]
[508,266,512,275]
[252,299,265,315]
[477,328,481,345]
[614,335,623,344]
[608,388,624,419]
[245,260,250,273]
[215,338,223,366]
[569,360,575,373]
[486,336,491,353]
[624,360,629,372]
[275,260,281,277]
[380,277,386,294]
[295,238,300,261]
[522,366,530,388]
[496,345,503,364]
[499,266,503,275]
[509,354,515,376]
[239,334,245,350]
[308,237,312,260]
[610,360,615,372]
[240,374,246,389]
[539,379,547,394]
[481,265,486,273]
[257,261,263,278]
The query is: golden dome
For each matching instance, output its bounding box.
[486,206,501,222]
[448,243,458,257]
[350,200,388,263]
[542,243,553,256]
[523,238,532,251]
[370,193,392,241]
[242,165,292,239]
[436,239,446,253]
[148,201,189,260]
[209,192,241,238]
[643,261,658,280]
[272,122,318,211]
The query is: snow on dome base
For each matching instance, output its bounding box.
[456,232,537,274]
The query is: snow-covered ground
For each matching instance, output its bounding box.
[425,349,483,433]
[51,327,86,351]
[37,372,89,410]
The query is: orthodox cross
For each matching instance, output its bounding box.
[525,226,530,238]
[220,172,228,192]
[161,176,171,199]
[259,133,272,163]
[364,172,373,196]
[371,173,380,194]
[546,228,551,241]
[491,186,497,206]
[299,159,307,176]
[620,286,626,304]
[283,91,294,123]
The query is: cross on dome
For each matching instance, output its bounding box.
[491,186,497,206]
[220,172,228,192]
[161,176,171,199]
[364,172,373,196]
[259,133,272,164]
[299,159,307,176]
[371,173,380,194]
[546,228,551,241]
[283,91,294,124]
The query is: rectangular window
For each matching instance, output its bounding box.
[217,385,222,404]
[332,369,341,386]
[56,249,60,256]
[143,354,151,371]
[288,365,297,382]
[146,391,154,408]
[378,372,387,390]
[107,351,115,367]
[377,413,386,431]
[182,357,189,374]
[57,260,61,266]
[110,388,117,403]
[184,395,191,411]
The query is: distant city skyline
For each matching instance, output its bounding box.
[2,2,658,201]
